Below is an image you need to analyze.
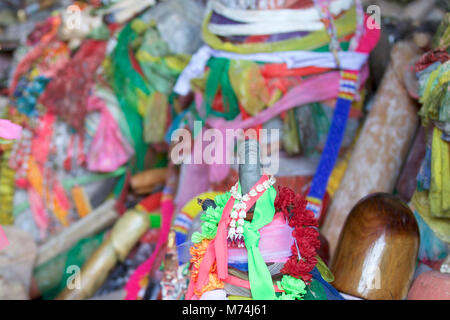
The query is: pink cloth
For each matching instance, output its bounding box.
[203,64,370,182]
[223,274,284,293]
[0,226,8,251]
[228,212,293,264]
[86,94,134,172]
[0,119,22,140]
[407,271,450,300]
[179,18,381,187]
[199,67,363,182]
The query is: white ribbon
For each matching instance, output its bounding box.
[207,21,325,36]
[207,0,355,36]
[210,0,354,24]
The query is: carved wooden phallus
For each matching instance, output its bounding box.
[331,193,420,300]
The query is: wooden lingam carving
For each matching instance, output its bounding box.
[331,193,420,300]
[237,139,262,221]
[198,139,261,222]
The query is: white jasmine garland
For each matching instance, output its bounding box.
[227,175,276,247]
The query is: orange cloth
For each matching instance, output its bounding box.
[189,239,224,297]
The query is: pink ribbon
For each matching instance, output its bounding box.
[223,274,284,293]
[201,65,369,182]
[228,212,293,263]
[86,94,134,172]
[194,196,233,292]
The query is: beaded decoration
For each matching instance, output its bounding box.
[227,175,276,247]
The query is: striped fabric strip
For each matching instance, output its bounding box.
[307,69,358,218]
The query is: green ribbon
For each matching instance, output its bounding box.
[109,21,149,172]
[204,58,240,120]
[276,275,307,300]
[241,183,277,300]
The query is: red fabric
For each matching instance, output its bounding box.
[212,90,224,113]
[139,192,163,212]
[27,18,54,46]
[415,49,450,72]
[261,64,331,78]
[115,170,131,215]
[129,47,146,79]
[238,104,262,139]
[140,228,161,244]
[38,39,107,132]
[245,35,271,44]
[288,0,314,9]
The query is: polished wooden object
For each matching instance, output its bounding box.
[130,168,167,193]
[331,193,420,300]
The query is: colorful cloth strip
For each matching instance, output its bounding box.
[174,45,368,95]
[307,71,357,217]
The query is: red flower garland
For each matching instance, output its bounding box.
[275,186,320,284]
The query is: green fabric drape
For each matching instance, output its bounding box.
[240,183,277,300]
[204,58,240,120]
